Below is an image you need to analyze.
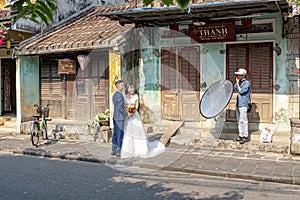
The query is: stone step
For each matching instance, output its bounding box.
[195,139,290,154]
[209,129,290,143]
[182,121,201,129]
[170,127,199,146]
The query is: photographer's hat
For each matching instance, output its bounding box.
[234,68,247,75]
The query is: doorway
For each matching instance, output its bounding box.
[226,42,274,123]
[1,58,16,115]
[161,46,200,121]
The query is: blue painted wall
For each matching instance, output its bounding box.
[19,56,40,120]
[124,13,291,128]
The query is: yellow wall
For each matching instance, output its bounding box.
[0,0,6,9]
[109,48,121,126]
[0,0,36,9]
[109,48,121,94]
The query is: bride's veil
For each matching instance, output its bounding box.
[123,83,130,106]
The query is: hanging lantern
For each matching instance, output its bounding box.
[241,18,252,29]
[77,54,90,81]
[6,39,11,49]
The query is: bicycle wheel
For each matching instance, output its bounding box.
[30,123,39,146]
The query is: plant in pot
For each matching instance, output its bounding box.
[96,109,110,126]
[84,118,99,129]
[84,118,100,142]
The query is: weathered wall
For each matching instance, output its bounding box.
[18,56,39,121]
[129,27,161,123]
[287,16,300,120]
[12,0,126,33]
[234,13,290,130]
[134,13,292,130]
[140,49,161,123]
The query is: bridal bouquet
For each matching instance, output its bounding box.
[127,104,136,113]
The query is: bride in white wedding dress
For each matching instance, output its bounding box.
[121,84,165,158]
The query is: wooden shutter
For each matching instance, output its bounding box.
[76,54,109,120]
[90,58,109,114]
[179,47,200,91]
[40,59,63,118]
[161,47,177,90]
[249,43,273,122]
[226,44,248,81]
[249,43,273,92]
[226,42,273,123]
[161,47,179,120]
[179,46,200,121]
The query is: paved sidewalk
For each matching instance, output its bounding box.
[1,132,300,185]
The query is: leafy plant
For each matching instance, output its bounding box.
[96,109,110,121]
[84,118,99,129]
[6,0,56,26]
[84,109,110,129]
[144,0,191,9]
[290,0,300,6]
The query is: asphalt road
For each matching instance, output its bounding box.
[1,153,300,200]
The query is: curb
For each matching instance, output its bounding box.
[160,166,297,185]
[2,147,298,186]
[11,149,103,163]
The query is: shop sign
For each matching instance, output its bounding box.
[236,19,274,34]
[189,22,236,43]
[58,59,76,75]
[160,25,189,38]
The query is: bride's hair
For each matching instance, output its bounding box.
[125,83,134,95]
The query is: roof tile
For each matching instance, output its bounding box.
[16,4,135,55]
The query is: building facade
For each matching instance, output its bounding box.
[14,4,134,132]
[14,1,300,150]
[102,0,295,135]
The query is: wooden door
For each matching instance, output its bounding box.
[178,46,200,121]
[41,59,63,118]
[41,54,109,120]
[90,58,109,114]
[226,42,273,123]
[76,53,109,121]
[161,47,179,120]
[161,46,200,121]
[1,59,16,114]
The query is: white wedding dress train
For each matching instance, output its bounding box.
[121,95,165,158]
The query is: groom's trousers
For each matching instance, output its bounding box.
[112,119,125,154]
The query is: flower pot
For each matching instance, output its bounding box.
[99,120,109,126]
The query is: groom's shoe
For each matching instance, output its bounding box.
[111,152,117,156]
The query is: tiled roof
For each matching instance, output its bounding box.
[15,4,135,56]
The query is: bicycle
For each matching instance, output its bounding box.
[30,104,52,146]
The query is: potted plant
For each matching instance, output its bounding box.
[96,109,110,126]
[84,118,100,130]
[84,109,110,132]
[83,118,99,142]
